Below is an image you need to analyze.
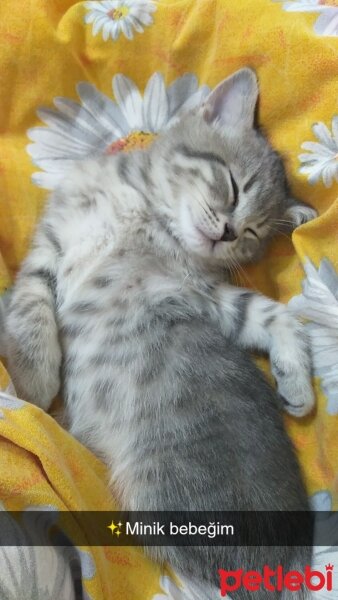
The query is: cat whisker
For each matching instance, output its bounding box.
[266,225,294,242]
[194,182,220,228]
[227,260,240,288]
[228,252,258,291]
[271,218,295,228]
[227,255,245,288]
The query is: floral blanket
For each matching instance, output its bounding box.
[0,0,337,598]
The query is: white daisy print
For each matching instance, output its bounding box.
[289,258,338,415]
[84,0,157,41]
[27,72,210,190]
[310,490,333,511]
[310,493,338,599]
[274,1,338,36]
[0,391,25,410]
[299,118,338,187]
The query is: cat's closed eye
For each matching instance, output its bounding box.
[229,171,239,207]
[244,227,260,240]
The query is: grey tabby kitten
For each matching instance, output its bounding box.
[5,69,317,598]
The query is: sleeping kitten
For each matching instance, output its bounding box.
[5,68,317,598]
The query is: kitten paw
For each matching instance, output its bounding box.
[7,343,61,411]
[272,366,315,418]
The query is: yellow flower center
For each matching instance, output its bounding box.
[108,6,129,21]
[106,131,157,155]
[318,0,338,6]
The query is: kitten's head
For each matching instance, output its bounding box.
[150,68,317,265]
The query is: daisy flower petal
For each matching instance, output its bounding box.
[131,9,154,26]
[27,126,97,154]
[0,392,25,410]
[299,117,338,186]
[32,171,67,189]
[314,8,338,36]
[127,15,145,33]
[167,74,199,116]
[310,491,332,512]
[76,82,129,137]
[52,97,121,144]
[29,157,77,175]
[276,1,338,37]
[31,114,106,149]
[92,15,108,36]
[120,17,134,39]
[143,73,169,132]
[319,258,338,299]
[84,0,156,42]
[167,85,210,126]
[289,258,338,415]
[282,1,324,13]
[312,121,337,150]
[27,72,214,189]
[111,22,120,39]
[331,115,338,144]
[85,1,106,10]
[84,11,99,24]
[113,75,144,129]
[102,20,112,40]
[37,107,109,142]
[27,143,77,162]
[322,163,336,187]
[301,141,335,156]
[299,163,324,185]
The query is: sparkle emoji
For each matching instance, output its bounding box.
[107,520,123,538]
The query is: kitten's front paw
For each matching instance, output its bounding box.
[272,365,315,418]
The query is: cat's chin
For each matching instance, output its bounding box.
[179,202,238,263]
[184,235,235,265]
[180,224,214,257]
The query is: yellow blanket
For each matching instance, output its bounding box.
[0,0,337,598]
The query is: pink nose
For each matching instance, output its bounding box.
[220,223,237,242]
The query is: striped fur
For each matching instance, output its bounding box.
[5,69,317,597]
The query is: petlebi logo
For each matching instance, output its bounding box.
[218,564,334,596]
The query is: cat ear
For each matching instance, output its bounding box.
[202,68,258,130]
[284,198,317,230]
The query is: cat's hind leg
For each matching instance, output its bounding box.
[5,223,61,410]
